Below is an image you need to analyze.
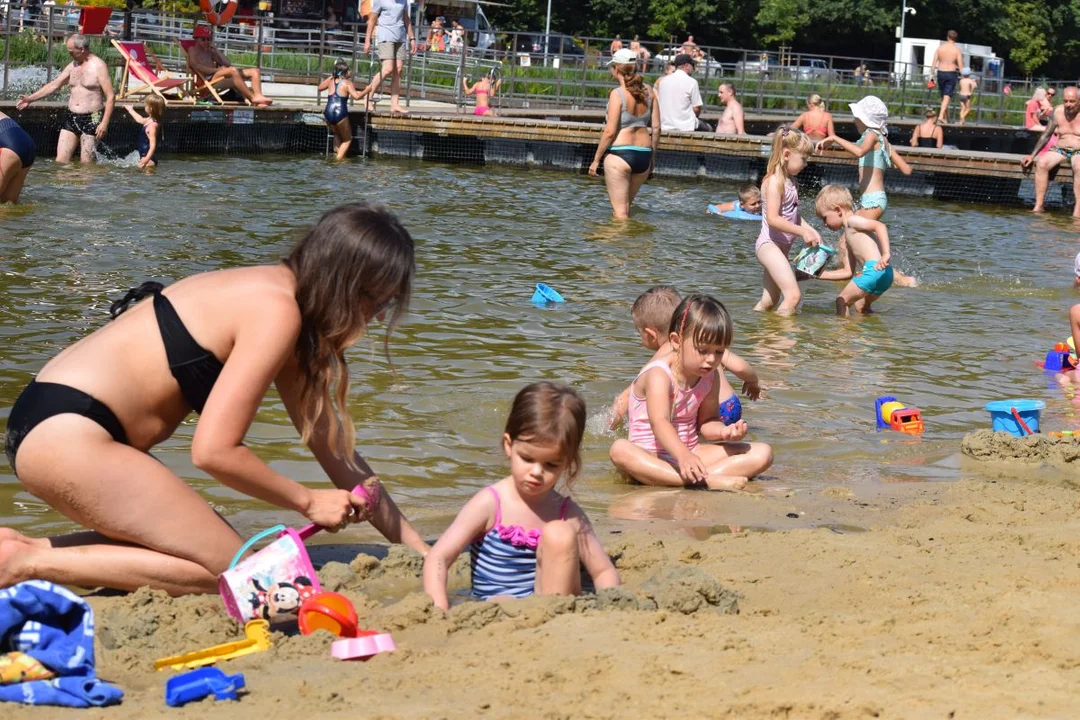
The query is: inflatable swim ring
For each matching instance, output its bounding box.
[200,0,237,26]
[707,204,762,221]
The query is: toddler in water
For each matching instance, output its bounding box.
[123,95,164,169]
[754,127,822,314]
[707,183,761,215]
[813,185,893,315]
[1074,251,1080,289]
[609,293,773,490]
[423,383,620,609]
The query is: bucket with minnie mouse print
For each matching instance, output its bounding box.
[219,524,322,625]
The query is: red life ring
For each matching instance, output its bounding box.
[200,0,238,26]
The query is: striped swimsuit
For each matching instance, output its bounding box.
[469,486,569,600]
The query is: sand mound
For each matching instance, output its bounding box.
[962,429,1080,473]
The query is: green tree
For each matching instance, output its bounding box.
[585,0,652,38]
[646,0,725,43]
[1002,0,1052,74]
[755,0,808,45]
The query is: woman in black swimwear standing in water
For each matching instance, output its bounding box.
[0,203,428,595]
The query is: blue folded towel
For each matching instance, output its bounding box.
[0,580,123,707]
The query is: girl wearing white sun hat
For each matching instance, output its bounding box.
[814,95,912,221]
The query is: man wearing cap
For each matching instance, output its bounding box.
[657,54,704,132]
[16,33,114,163]
[363,0,415,115]
[1021,86,1080,217]
[185,25,272,106]
[715,82,744,135]
[931,29,964,125]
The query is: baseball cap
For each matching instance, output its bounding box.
[673,53,696,68]
[193,24,212,39]
[849,95,889,131]
[609,48,637,66]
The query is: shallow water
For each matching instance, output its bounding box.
[2,155,1078,541]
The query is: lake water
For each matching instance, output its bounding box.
[2,155,1078,542]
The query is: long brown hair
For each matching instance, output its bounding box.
[283,203,414,463]
[614,63,648,106]
[504,382,587,488]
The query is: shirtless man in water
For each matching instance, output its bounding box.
[931,30,964,125]
[715,83,745,135]
[185,24,272,106]
[16,34,114,163]
[1021,86,1080,216]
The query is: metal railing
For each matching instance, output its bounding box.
[0,7,1058,127]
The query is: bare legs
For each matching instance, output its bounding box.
[55,128,78,163]
[609,439,772,490]
[0,414,243,595]
[602,153,649,220]
[534,521,581,596]
[0,149,29,202]
[1032,150,1065,213]
[754,242,801,314]
[363,58,407,114]
[938,94,951,124]
[213,67,272,106]
[329,117,352,160]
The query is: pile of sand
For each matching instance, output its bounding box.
[962,429,1080,475]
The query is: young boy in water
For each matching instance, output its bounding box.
[609,286,761,429]
[814,184,893,316]
[707,183,762,216]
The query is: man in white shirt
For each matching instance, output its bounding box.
[657,54,703,132]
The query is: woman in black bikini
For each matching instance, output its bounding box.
[0,203,428,595]
[0,110,35,203]
[910,107,944,149]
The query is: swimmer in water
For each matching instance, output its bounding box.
[461,72,501,117]
[0,110,35,202]
[318,59,371,161]
[609,294,772,490]
[124,95,164,169]
[707,183,761,216]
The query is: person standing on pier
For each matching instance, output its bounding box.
[930,30,964,125]
[715,83,745,135]
[363,0,416,115]
[1021,86,1080,217]
[16,33,114,163]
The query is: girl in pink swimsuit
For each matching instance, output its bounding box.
[462,74,501,117]
[423,382,620,610]
[753,127,822,314]
[610,295,774,491]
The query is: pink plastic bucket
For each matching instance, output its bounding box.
[219,525,321,625]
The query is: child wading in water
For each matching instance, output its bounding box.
[754,128,822,313]
[423,383,619,609]
[318,59,370,161]
[462,72,501,117]
[609,294,773,490]
[124,95,164,169]
[707,183,761,216]
[814,185,893,315]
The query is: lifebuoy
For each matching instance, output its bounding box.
[200,0,237,26]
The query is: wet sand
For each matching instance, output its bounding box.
[9,469,1080,719]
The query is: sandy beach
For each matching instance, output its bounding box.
[8,454,1080,720]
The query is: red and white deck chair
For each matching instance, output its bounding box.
[112,40,191,104]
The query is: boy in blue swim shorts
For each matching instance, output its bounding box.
[813,185,894,316]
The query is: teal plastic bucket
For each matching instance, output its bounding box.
[984,399,1045,437]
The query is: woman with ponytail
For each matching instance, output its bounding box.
[0,203,428,595]
[588,48,661,220]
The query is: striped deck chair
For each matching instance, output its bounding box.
[112,40,190,104]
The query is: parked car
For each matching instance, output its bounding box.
[652,46,724,73]
[734,52,779,74]
[513,32,585,60]
[793,57,834,80]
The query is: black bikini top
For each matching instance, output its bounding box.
[110,281,225,413]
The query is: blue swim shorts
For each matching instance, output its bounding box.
[853,261,894,296]
[859,190,887,212]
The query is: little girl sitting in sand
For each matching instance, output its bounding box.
[609,294,773,490]
[423,382,620,609]
[707,183,761,216]
[753,127,822,314]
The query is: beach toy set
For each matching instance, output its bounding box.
[875,396,924,435]
[793,243,835,279]
[298,591,396,661]
[165,668,245,707]
[1040,338,1077,372]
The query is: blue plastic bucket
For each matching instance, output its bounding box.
[531,283,565,305]
[984,399,1045,437]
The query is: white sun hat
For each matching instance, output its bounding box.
[849,95,889,131]
[609,48,638,66]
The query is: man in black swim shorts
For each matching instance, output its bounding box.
[931,29,964,125]
[17,33,114,163]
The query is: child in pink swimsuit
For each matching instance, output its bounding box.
[423,383,620,610]
[462,74,501,117]
[609,294,774,491]
[753,127,822,314]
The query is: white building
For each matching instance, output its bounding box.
[893,37,1002,81]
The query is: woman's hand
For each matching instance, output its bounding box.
[676,451,707,485]
[304,488,367,531]
[588,160,600,177]
[814,137,834,154]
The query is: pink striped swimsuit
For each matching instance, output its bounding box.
[755,176,802,256]
[627,361,714,462]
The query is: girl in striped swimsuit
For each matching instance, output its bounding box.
[423,383,620,610]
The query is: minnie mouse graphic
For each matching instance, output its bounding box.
[248,576,317,621]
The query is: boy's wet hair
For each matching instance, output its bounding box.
[504,382,587,487]
[815,184,855,216]
[737,183,761,203]
[631,285,681,333]
[668,294,733,350]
